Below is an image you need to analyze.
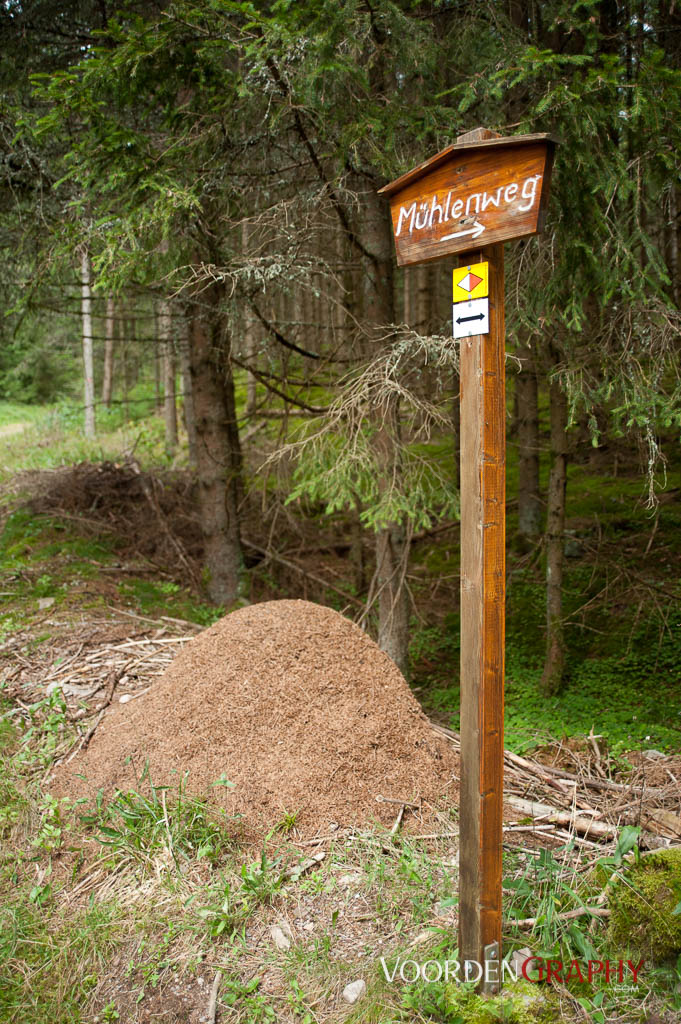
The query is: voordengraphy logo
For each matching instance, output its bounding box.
[380,956,645,987]
[520,958,644,984]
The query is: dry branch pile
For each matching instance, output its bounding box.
[433,723,681,857]
[25,461,202,581]
[19,461,363,608]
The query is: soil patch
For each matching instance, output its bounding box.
[54,599,459,837]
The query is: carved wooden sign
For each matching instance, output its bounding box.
[378,133,557,266]
[378,127,560,996]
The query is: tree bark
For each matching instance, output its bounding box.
[158,296,178,452]
[188,280,244,605]
[414,264,430,333]
[122,311,132,422]
[154,331,162,412]
[80,248,96,438]
[374,427,410,676]
[515,355,542,543]
[361,188,410,678]
[102,295,115,407]
[541,368,568,695]
[180,312,198,467]
[241,222,258,415]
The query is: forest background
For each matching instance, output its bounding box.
[2,0,681,754]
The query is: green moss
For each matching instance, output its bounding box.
[117,578,223,625]
[411,575,681,754]
[608,848,681,963]
[399,976,553,1023]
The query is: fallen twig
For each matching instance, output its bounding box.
[509,905,611,929]
[63,708,106,766]
[129,459,202,591]
[241,539,364,609]
[207,970,222,1024]
[376,794,422,809]
[160,789,176,869]
[506,796,617,840]
[282,851,325,881]
[390,804,405,836]
[552,980,593,1022]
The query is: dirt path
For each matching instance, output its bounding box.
[0,422,28,437]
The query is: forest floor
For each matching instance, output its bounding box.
[1,403,681,1023]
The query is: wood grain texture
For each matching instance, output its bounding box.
[458,243,505,984]
[378,131,558,197]
[382,140,555,266]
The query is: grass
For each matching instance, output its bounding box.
[0,889,127,1024]
[0,396,187,485]
[116,578,224,627]
[79,775,239,870]
[0,401,47,428]
[413,588,681,754]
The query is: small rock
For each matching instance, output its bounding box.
[338,873,360,887]
[342,980,366,1004]
[510,946,533,976]
[303,921,314,932]
[270,925,291,951]
[38,597,55,610]
[434,900,455,918]
[119,694,132,704]
[642,749,666,760]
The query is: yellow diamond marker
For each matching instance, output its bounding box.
[453,261,489,303]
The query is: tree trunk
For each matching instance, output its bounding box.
[188,280,244,605]
[414,264,430,333]
[667,186,679,305]
[80,248,96,438]
[154,332,162,412]
[158,297,178,452]
[241,222,258,415]
[361,188,410,678]
[541,370,568,695]
[180,313,198,467]
[515,356,542,543]
[452,362,460,490]
[374,405,410,676]
[102,295,115,407]
[122,312,132,422]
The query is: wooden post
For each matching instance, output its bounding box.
[458,241,505,991]
[377,126,556,996]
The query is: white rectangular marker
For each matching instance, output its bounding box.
[453,297,489,339]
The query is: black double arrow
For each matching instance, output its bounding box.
[455,312,485,325]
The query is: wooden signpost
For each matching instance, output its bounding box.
[379,128,557,992]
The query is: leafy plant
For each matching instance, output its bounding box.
[219,976,277,1021]
[81,776,234,868]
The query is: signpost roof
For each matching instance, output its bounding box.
[378,131,560,198]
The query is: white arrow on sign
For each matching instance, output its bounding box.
[441,220,485,243]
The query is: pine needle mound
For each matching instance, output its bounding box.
[55,600,458,836]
